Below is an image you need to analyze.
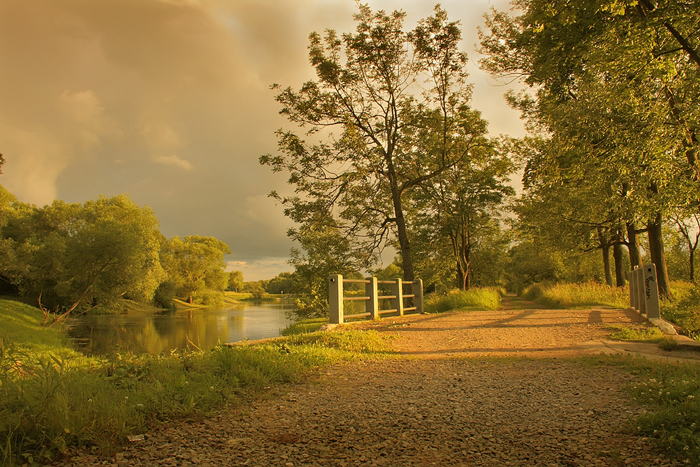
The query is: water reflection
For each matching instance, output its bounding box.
[66,301,296,355]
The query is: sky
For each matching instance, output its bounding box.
[0,0,525,281]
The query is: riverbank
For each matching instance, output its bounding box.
[0,297,389,466]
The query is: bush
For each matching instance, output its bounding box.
[424,287,503,313]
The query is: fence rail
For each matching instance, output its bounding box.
[626,263,660,319]
[328,275,424,324]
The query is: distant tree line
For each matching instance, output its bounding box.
[0,185,231,325]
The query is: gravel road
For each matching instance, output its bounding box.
[58,298,690,466]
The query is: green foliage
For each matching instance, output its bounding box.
[227,271,244,293]
[424,287,503,313]
[0,194,165,322]
[265,272,296,294]
[479,0,700,296]
[522,282,629,309]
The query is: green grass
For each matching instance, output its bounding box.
[608,325,667,342]
[424,287,503,313]
[281,318,328,336]
[522,282,629,309]
[0,298,390,466]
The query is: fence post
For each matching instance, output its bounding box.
[366,276,379,320]
[643,263,661,319]
[329,274,344,324]
[413,279,424,314]
[392,278,404,316]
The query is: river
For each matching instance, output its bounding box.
[65,300,296,355]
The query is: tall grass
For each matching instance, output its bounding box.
[424,287,503,313]
[522,282,629,309]
[0,299,391,466]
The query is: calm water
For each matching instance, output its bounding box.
[65,300,296,355]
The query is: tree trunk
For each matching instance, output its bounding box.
[613,241,626,287]
[647,213,671,300]
[690,248,695,282]
[388,167,414,282]
[626,223,642,268]
[602,244,613,286]
[456,261,467,291]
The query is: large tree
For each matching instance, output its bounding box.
[261,5,485,281]
[160,235,231,305]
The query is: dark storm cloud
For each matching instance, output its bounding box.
[0,0,523,280]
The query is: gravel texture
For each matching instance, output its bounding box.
[57,298,688,466]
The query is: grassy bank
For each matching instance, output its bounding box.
[424,287,503,313]
[0,298,391,466]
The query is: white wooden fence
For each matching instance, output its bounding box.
[328,275,424,324]
[627,263,660,319]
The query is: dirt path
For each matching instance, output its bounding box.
[59,297,693,467]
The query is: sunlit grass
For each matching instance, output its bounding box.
[522,281,629,309]
[424,287,503,313]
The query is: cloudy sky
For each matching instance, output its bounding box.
[0,0,525,281]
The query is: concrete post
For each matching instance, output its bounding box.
[366,276,379,320]
[413,279,424,314]
[392,278,404,316]
[329,274,344,324]
[643,263,661,319]
[637,266,647,316]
